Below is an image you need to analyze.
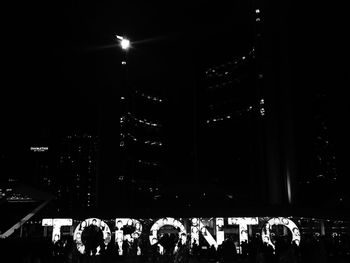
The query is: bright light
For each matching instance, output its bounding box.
[120,39,130,50]
[116,35,130,50]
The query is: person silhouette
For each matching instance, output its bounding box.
[82,219,103,256]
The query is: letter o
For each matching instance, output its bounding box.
[261,217,300,249]
[149,217,187,244]
[73,218,111,255]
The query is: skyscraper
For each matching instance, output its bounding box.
[114,37,199,215]
[55,133,99,214]
[120,85,165,207]
[195,6,269,209]
[198,47,266,206]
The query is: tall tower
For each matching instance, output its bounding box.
[120,87,165,206]
[117,41,167,213]
[196,6,268,208]
[199,47,266,206]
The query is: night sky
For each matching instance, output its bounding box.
[1,1,255,155]
[1,2,349,193]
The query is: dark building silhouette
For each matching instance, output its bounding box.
[54,133,99,213]
[28,146,52,191]
[296,87,344,208]
[199,47,265,206]
[119,77,166,207]
[195,6,271,208]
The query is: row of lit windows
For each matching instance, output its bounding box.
[205,47,256,78]
[120,132,163,147]
[135,90,163,102]
[206,106,254,124]
[66,134,96,139]
[123,112,162,128]
[137,159,160,167]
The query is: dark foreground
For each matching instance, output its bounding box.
[1,235,349,263]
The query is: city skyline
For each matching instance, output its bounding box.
[1,1,349,215]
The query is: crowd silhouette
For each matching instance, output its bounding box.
[1,232,349,263]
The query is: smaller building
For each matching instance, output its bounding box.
[55,133,99,213]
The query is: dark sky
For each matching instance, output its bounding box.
[1,1,349,181]
[2,1,254,141]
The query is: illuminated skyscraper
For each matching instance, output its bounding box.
[113,39,197,214]
[198,47,266,206]
[119,78,166,209]
[195,7,270,208]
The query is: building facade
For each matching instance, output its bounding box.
[55,134,99,213]
[196,7,269,207]
[120,77,166,209]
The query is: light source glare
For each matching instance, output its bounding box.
[120,39,130,50]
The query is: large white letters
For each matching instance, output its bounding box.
[228,217,259,253]
[73,218,111,255]
[149,217,186,244]
[261,217,301,249]
[115,218,143,255]
[42,216,301,254]
[42,218,72,242]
